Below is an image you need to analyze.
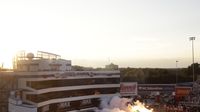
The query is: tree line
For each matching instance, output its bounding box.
[72,63,200,84]
[121,63,200,84]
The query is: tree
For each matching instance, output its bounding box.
[187,63,200,81]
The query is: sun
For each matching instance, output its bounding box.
[0,49,19,69]
[0,51,14,69]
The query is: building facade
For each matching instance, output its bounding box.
[0,51,120,112]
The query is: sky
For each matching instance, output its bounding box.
[0,0,200,68]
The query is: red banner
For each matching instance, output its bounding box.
[120,82,137,96]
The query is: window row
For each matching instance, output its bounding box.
[26,88,119,103]
[27,78,120,89]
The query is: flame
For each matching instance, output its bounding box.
[128,100,153,112]
[99,96,153,112]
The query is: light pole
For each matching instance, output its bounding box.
[189,37,195,82]
[176,60,178,84]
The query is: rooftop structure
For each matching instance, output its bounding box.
[13,51,71,72]
[0,51,120,112]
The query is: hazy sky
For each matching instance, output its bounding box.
[1,0,200,68]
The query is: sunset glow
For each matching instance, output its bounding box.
[1,0,200,68]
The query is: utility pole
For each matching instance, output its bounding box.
[176,60,178,84]
[189,37,195,82]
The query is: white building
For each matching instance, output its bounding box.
[8,51,120,112]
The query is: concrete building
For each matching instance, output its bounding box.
[0,51,120,112]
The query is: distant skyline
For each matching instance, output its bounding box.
[1,0,200,68]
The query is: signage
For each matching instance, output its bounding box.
[138,84,175,92]
[120,82,137,96]
[175,87,191,96]
[57,102,70,109]
[81,99,92,105]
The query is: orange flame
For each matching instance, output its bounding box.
[128,100,153,112]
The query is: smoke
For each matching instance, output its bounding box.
[100,108,126,112]
[98,96,132,112]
